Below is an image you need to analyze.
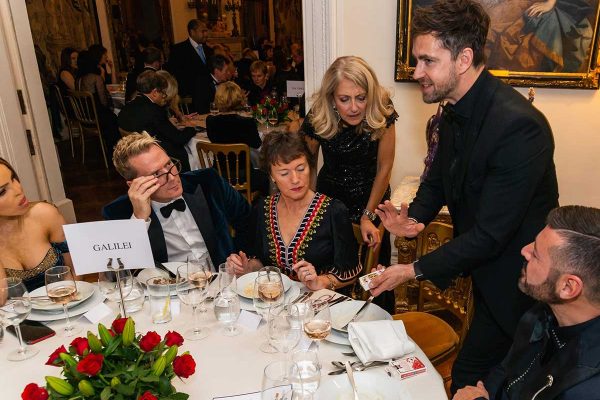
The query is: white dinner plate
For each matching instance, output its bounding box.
[28,289,105,322]
[238,284,300,312]
[318,301,391,345]
[317,369,412,400]
[235,271,292,299]
[30,281,96,312]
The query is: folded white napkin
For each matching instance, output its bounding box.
[348,320,416,364]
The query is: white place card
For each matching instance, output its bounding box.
[83,302,113,324]
[64,220,155,274]
[286,80,305,98]
[237,310,262,331]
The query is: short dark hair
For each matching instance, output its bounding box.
[87,44,107,66]
[260,131,314,172]
[76,50,99,76]
[412,0,490,67]
[187,19,206,34]
[0,157,20,182]
[136,70,168,94]
[547,205,600,303]
[142,46,162,65]
[208,54,231,73]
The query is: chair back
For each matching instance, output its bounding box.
[416,221,474,345]
[179,96,193,115]
[196,142,253,201]
[350,223,385,300]
[68,90,101,128]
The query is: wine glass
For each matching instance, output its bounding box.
[261,361,312,400]
[268,108,278,129]
[0,277,39,361]
[209,101,219,115]
[98,269,133,303]
[303,300,331,351]
[176,263,210,340]
[45,266,81,337]
[268,304,301,359]
[254,269,284,353]
[213,288,241,336]
[256,110,267,132]
[218,263,236,295]
[290,349,321,397]
[290,300,314,331]
[189,255,212,313]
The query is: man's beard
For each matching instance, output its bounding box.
[421,67,458,104]
[518,262,564,304]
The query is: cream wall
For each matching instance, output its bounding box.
[338,0,600,208]
[170,0,197,43]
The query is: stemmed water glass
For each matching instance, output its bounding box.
[290,349,321,398]
[45,266,81,337]
[261,361,312,400]
[214,288,241,336]
[256,110,267,132]
[268,303,301,359]
[176,262,211,340]
[253,267,285,353]
[303,300,331,351]
[268,108,278,130]
[0,277,39,361]
[98,269,133,303]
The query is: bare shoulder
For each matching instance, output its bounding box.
[27,202,66,226]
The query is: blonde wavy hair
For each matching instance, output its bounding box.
[112,132,164,180]
[309,56,394,140]
[214,81,245,112]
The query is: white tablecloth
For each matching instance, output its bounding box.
[0,285,446,399]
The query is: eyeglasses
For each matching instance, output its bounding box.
[153,159,181,185]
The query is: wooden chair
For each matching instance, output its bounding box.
[350,223,385,300]
[179,96,193,115]
[51,84,78,158]
[195,142,257,202]
[68,90,109,169]
[416,221,474,346]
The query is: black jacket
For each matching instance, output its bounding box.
[167,39,213,97]
[409,70,559,336]
[484,303,600,399]
[102,169,251,267]
[118,95,197,172]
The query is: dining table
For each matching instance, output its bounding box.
[0,275,447,399]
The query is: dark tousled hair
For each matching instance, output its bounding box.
[547,205,600,304]
[136,70,168,94]
[412,0,490,67]
[260,131,314,173]
[0,157,20,182]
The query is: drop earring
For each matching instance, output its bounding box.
[333,105,341,124]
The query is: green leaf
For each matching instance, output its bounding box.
[166,393,190,400]
[100,386,112,400]
[139,375,160,383]
[114,383,135,396]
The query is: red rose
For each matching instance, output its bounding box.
[45,345,67,366]
[111,317,128,334]
[270,98,277,106]
[21,383,49,400]
[76,353,104,376]
[173,354,196,378]
[164,331,184,347]
[138,391,158,400]
[70,337,89,356]
[139,331,161,352]
[260,97,266,105]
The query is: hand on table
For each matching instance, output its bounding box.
[226,251,253,276]
[293,260,324,291]
[453,381,489,400]
[127,176,160,221]
[368,263,416,297]
[375,201,424,238]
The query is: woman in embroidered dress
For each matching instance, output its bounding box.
[0,158,72,291]
[227,132,360,293]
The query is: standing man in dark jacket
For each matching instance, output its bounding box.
[370,0,559,392]
[167,19,213,98]
[454,205,600,400]
[118,70,196,172]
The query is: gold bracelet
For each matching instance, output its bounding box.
[325,274,336,291]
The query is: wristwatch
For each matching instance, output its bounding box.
[413,260,425,281]
[362,208,377,222]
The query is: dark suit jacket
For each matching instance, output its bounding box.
[167,39,213,97]
[118,95,196,172]
[206,113,261,148]
[191,74,217,114]
[102,169,251,267]
[409,70,559,336]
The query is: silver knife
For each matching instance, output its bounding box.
[341,295,374,330]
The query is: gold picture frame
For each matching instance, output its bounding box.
[395,0,600,89]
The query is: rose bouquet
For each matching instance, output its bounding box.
[22,317,196,400]
[252,95,290,124]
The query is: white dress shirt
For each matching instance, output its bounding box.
[148,197,209,264]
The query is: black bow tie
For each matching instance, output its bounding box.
[160,198,186,218]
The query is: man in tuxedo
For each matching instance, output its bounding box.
[369,0,559,392]
[192,54,233,114]
[103,133,250,268]
[118,70,196,172]
[167,19,213,97]
[125,46,163,103]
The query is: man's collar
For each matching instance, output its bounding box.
[143,64,157,71]
[151,196,184,211]
[210,74,219,84]
[189,37,200,48]
[143,93,159,105]
[452,69,491,121]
